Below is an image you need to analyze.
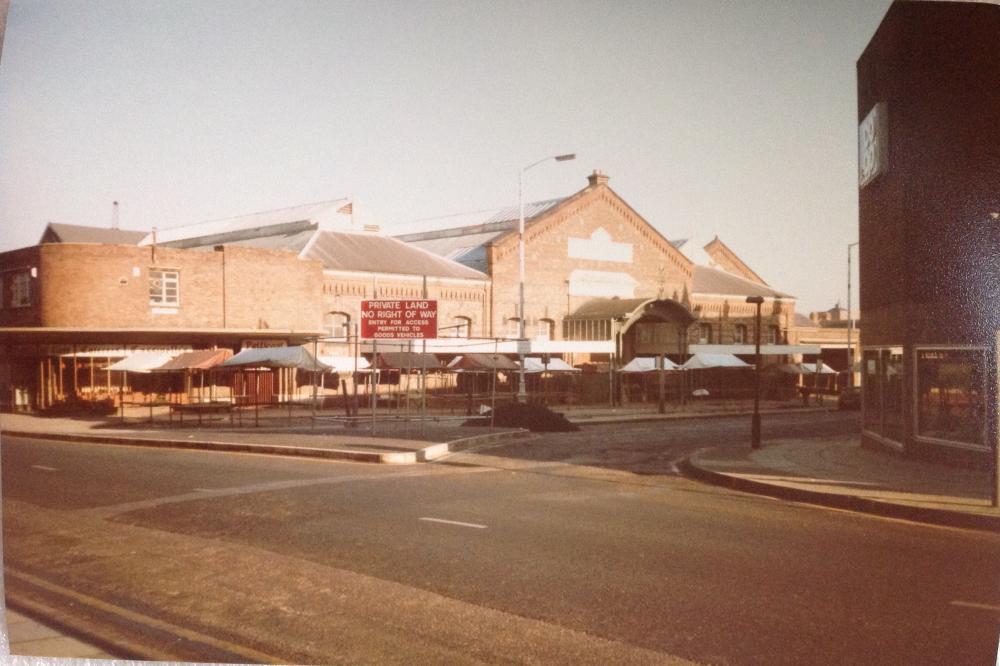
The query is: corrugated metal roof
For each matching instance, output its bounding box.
[389,198,566,273]
[567,298,651,320]
[184,228,316,254]
[400,228,508,273]
[304,231,488,280]
[692,266,792,299]
[392,198,565,238]
[140,199,350,247]
[41,223,146,245]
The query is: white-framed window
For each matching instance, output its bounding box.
[733,324,747,344]
[149,268,179,306]
[324,311,351,338]
[452,316,472,338]
[10,271,31,308]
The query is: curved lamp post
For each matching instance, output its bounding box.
[517,153,576,402]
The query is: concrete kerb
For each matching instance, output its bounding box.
[2,428,531,465]
[677,455,1000,533]
[567,406,833,426]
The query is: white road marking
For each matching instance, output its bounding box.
[950,600,1000,612]
[419,517,488,529]
[31,465,58,472]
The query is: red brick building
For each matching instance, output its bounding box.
[0,238,324,409]
[399,172,806,365]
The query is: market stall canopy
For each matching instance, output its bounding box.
[447,353,519,372]
[769,362,837,375]
[221,346,330,371]
[105,351,181,373]
[800,362,837,374]
[318,355,371,373]
[621,356,679,373]
[152,348,233,372]
[681,353,750,370]
[374,351,442,371]
[522,357,581,373]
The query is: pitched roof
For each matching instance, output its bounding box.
[302,230,488,280]
[702,236,768,286]
[394,198,565,238]
[141,199,351,248]
[392,199,565,273]
[40,223,146,245]
[692,265,792,299]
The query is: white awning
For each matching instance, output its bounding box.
[681,353,751,370]
[105,351,180,373]
[688,343,821,355]
[621,357,679,372]
[521,357,581,373]
[318,355,371,373]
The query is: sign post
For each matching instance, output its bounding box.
[361,300,438,432]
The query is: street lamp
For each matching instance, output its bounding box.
[847,241,859,387]
[746,295,764,449]
[517,152,576,402]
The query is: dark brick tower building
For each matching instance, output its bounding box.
[857,0,1000,460]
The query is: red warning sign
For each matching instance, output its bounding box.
[360,299,438,339]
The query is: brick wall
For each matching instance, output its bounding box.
[487,182,693,338]
[318,271,490,349]
[0,243,322,331]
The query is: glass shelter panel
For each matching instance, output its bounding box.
[915,348,986,447]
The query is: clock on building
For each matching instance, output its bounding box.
[858,102,887,188]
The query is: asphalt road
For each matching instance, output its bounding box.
[3,412,999,665]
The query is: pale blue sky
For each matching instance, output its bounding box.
[0,0,891,312]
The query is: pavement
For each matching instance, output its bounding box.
[2,402,997,661]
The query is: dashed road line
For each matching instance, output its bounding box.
[419,517,488,529]
[950,600,1000,612]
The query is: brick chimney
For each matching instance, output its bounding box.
[587,170,610,187]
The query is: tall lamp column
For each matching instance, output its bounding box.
[847,241,859,387]
[746,295,765,449]
[517,152,576,402]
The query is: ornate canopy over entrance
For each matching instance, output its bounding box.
[564,297,695,359]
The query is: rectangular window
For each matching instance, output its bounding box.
[915,348,986,448]
[862,346,904,443]
[733,325,746,344]
[10,272,31,308]
[862,349,882,433]
[881,348,905,442]
[149,268,179,306]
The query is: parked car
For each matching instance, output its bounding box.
[838,386,861,410]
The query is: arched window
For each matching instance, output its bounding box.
[506,317,522,339]
[733,324,748,344]
[324,311,351,339]
[698,323,713,344]
[535,318,555,341]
